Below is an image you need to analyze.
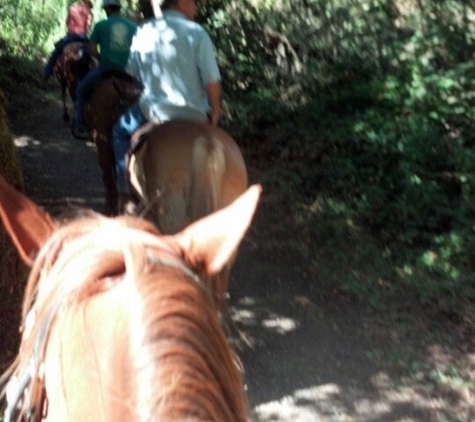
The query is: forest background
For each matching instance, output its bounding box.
[1,0,475,324]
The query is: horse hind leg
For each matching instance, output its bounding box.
[190,136,234,317]
[61,83,70,122]
[97,141,119,216]
[189,136,225,221]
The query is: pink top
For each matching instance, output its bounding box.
[66,3,92,35]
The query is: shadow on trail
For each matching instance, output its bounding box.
[230,237,471,421]
[10,99,105,216]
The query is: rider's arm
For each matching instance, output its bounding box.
[88,42,99,59]
[86,11,93,33]
[206,81,221,126]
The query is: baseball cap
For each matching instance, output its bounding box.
[103,0,121,7]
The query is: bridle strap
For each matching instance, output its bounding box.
[146,252,209,295]
[4,303,58,422]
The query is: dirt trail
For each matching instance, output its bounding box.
[7,92,474,422]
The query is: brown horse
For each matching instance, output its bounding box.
[54,41,95,125]
[129,120,248,234]
[0,175,260,422]
[83,71,143,216]
[128,120,249,319]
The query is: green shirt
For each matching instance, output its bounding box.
[90,16,137,70]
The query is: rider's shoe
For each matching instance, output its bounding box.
[72,122,88,139]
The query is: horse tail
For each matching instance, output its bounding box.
[189,135,226,222]
[189,136,235,324]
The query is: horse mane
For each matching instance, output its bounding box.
[1,212,248,422]
[133,261,248,422]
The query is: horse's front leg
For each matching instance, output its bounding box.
[96,139,119,216]
[61,83,70,122]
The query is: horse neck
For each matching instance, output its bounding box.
[130,264,249,422]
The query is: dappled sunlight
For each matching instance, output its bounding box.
[253,384,345,421]
[261,315,298,334]
[230,276,474,421]
[251,373,444,422]
[14,134,96,152]
[14,135,41,148]
[11,121,105,216]
[232,296,300,342]
[233,305,299,336]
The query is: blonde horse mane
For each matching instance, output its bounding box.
[2,212,248,422]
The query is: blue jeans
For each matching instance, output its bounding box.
[74,67,103,127]
[112,103,148,193]
[44,33,87,78]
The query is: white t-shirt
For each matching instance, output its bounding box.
[126,11,221,122]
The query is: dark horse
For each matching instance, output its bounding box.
[83,71,143,215]
[53,41,95,126]
[0,175,259,422]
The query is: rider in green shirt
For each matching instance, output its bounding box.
[74,0,136,137]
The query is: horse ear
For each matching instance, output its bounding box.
[0,175,58,266]
[174,184,262,274]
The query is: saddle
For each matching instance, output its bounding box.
[62,39,88,56]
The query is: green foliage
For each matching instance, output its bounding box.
[198,0,475,307]
[0,0,70,59]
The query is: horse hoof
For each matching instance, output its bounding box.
[71,125,88,140]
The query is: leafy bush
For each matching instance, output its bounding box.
[198,0,475,305]
[1,0,475,306]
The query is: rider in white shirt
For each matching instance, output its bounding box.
[112,0,221,196]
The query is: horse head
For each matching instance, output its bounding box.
[0,175,260,422]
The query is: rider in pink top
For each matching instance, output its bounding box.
[66,1,93,34]
[43,0,93,81]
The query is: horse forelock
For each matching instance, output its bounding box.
[3,213,248,422]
